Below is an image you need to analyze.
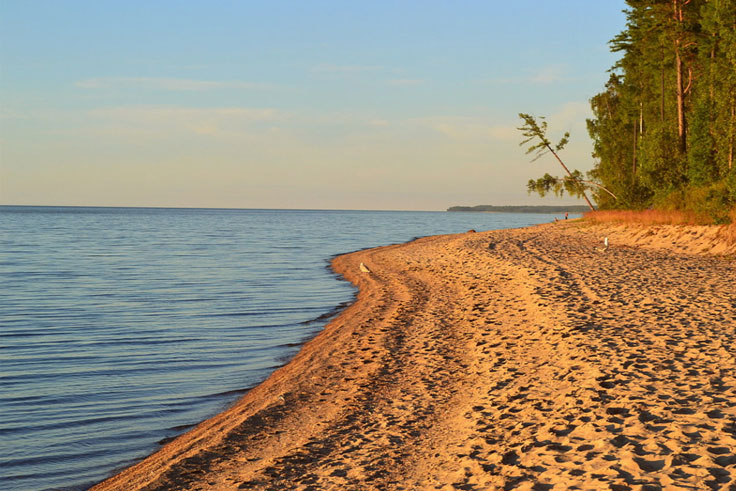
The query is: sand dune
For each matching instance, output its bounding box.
[93,222,736,490]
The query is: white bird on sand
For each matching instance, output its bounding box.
[596,237,609,252]
[359,262,371,273]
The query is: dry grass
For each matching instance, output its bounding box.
[584,208,736,246]
[583,209,706,226]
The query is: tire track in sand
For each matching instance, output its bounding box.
[93,224,736,491]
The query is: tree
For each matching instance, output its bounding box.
[517,113,596,211]
[586,0,736,220]
[587,73,653,208]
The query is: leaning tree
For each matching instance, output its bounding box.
[518,113,618,211]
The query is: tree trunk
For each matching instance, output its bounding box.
[661,53,666,123]
[674,0,687,154]
[633,122,638,177]
[675,43,687,153]
[546,145,596,211]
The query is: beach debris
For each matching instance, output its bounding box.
[596,237,609,252]
[359,262,371,273]
[467,229,476,233]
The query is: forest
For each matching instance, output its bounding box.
[586,0,736,223]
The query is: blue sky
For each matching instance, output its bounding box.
[1,1,626,210]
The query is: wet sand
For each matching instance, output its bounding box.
[94,222,736,490]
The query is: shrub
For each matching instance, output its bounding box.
[685,182,733,224]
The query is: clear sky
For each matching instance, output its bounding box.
[0,1,627,210]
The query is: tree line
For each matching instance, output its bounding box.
[447,205,590,213]
[586,0,736,222]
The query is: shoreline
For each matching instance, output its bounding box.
[93,222,736,490]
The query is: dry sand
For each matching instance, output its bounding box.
[94,222,736,490]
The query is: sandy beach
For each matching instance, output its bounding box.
[93,222,736,490]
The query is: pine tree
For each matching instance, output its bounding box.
[518,113,598,210]
[585,0,736,219]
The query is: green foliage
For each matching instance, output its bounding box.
[657,182,734,224]
[587,73,653,209]
[527,172,588,200]
[585,0,736,223]
[518,113,594,210]
[687,95,718,186]
[637,124,686,194]
[517,113,569,162]
[725,169,736,201]
[689,183,733,224]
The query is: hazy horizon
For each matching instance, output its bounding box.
[0,203,590,213]
[1,1,626,211]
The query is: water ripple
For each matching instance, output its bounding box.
[0,206,567,490]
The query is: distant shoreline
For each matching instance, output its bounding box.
[447,205,590,213]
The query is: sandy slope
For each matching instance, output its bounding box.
[93,223,736,490]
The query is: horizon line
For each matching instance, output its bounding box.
[0,203,446,213]
[0,203,585,213]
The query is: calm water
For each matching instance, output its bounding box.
[0,206,571,490]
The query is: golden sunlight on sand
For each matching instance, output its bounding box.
[94,222,736,490]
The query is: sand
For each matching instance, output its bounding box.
[93,222,736,490]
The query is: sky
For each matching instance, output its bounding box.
[0,1,627,211]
